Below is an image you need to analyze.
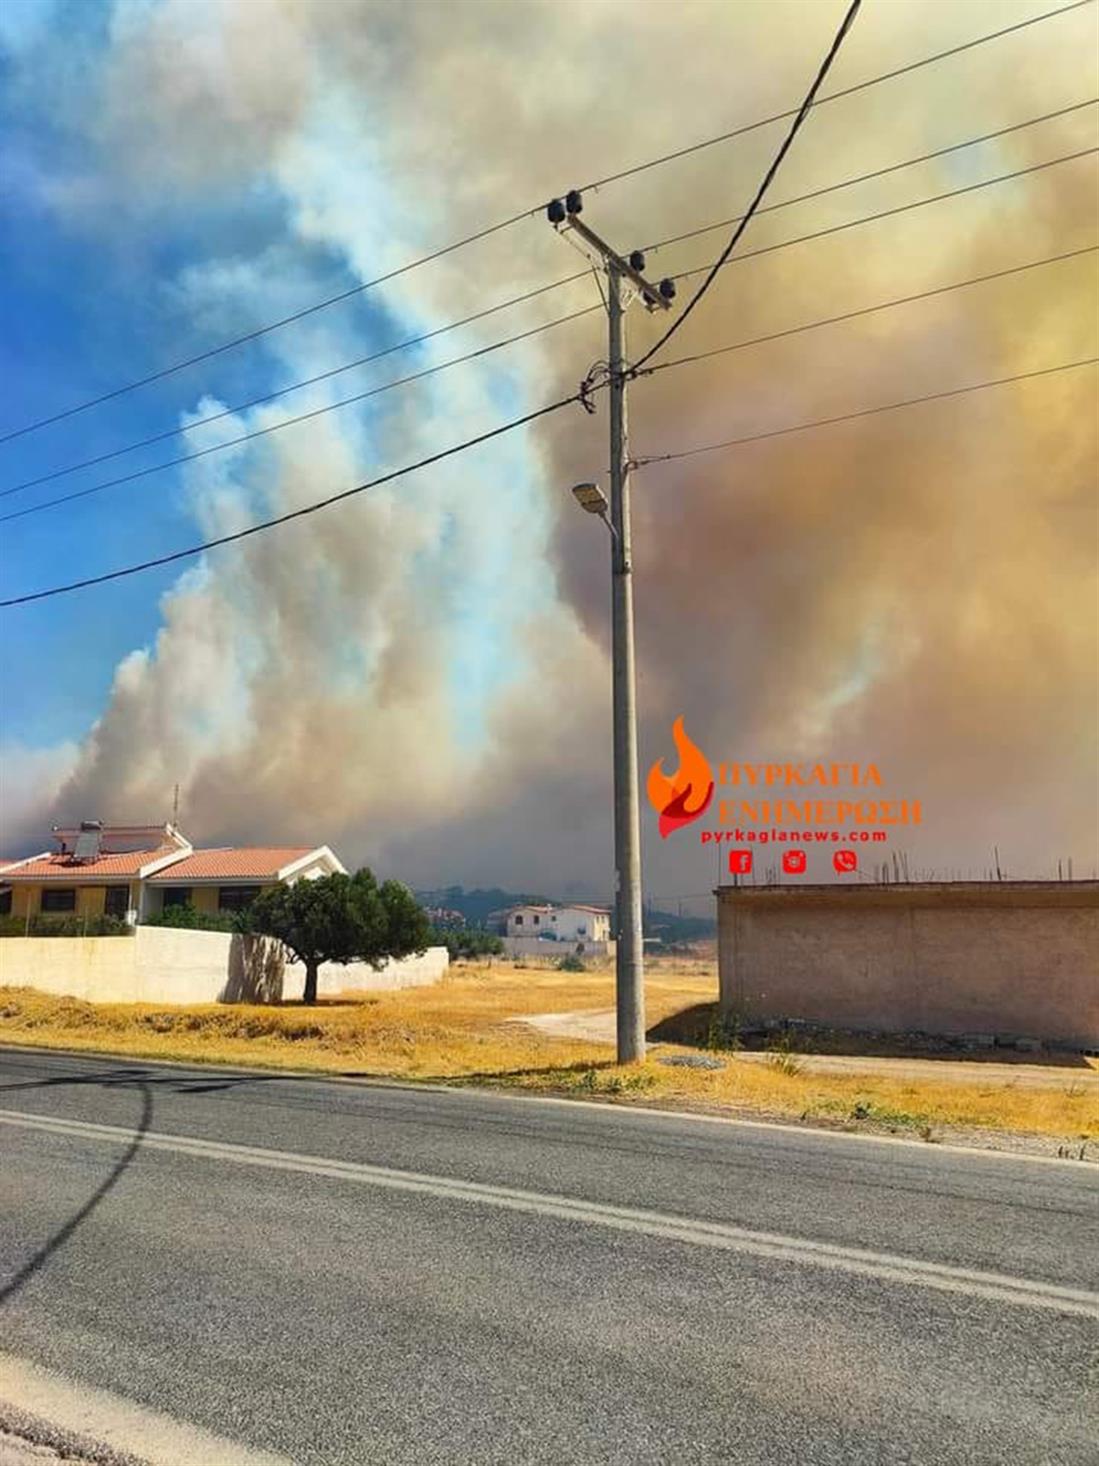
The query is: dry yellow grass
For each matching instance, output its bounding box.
[1,961,1095,1146]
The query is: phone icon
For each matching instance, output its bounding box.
[834,849,858,874]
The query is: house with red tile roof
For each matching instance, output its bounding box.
[502,901,612,957]
[0,821,345,926]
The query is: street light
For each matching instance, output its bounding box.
[571,481,607,514]
[571,481,617,540]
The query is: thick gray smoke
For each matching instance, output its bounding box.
[2,0,1096,899]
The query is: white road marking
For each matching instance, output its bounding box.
[3,1106,1097,1319]
[0,1351,290,1466]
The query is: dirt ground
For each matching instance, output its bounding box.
[1,958,1095,1154]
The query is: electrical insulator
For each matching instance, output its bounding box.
[629,249,646,272]
[659,277,676,301]
[565,189,583,215]
[547,198,566,225]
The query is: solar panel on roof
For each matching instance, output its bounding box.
[73,827,102,862]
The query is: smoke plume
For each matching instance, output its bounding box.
[2,0,1096,899]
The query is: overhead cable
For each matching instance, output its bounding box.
[0,395,582,607]
[10,96,1093,503]
[628,0,865,374]
[5,356,1095,608]
[0,304,601,524]
[6,236,1093,526]
[0,0,1088,445]
[632,358,1099,467]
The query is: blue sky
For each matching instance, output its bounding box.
[0,0,545,760]
[0,0,595,886]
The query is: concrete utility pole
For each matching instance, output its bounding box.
[548,191,676,1063]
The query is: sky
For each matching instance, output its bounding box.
[0,0,1096,910]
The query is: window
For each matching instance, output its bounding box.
[161,887,192,909]
[532,914,540,926]
[577,925,587,936]
[41,888,76,913]
[104,887,129,919]
[0,888,11,916]
[514,914,523,926]
[219,886,259,912]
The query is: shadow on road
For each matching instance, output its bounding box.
[0,1062,299,1307]
[0,1074,155,1308]
[0,1065,285,1095]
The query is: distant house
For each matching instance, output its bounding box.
[503,902,612,957]
[424,906,466,928]
[0,821,345,926]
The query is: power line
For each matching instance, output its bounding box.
[642,97,1098,258]
[632,358,1099,468]
[669,147,1099,287]
[0,269,590,497]
[5,353,1094,610]
[14,144,1088,526]
[0,302,601,525]
[0,394,583,608]
[0,0,1089,447]
[6,160,1096,533]
[0,208,535,448]
[638,246,1096,379]
[630,0,865,375]
[10,98,1092,504]
[586,0,1094,191]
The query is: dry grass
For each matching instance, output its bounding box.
[1,961,1095,1146]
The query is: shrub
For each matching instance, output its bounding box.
[143,904,241,933]
[429,925,504,961]
[705,1008,743,1052]
[0,913,133,938]
[557,953,586,973]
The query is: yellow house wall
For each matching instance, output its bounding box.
[148,883,275,914]
[6,883,132,919]
[8,877,282,923]
[9,886,34,919]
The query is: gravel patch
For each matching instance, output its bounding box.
[0,1407,146,1466]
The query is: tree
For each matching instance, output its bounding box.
[429,924,504,961]
[246,869,431,1005]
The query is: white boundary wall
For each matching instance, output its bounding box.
[291,946,450,999]
[0,929,448,1005]
[503,936,613,959]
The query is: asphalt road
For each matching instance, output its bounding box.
[0,1046,1096,1465]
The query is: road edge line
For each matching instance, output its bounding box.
[0,1040,1091,1169]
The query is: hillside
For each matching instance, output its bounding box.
[415,886,715,942]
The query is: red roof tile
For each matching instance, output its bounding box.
[147,847,316,882]
[1,846,182,881]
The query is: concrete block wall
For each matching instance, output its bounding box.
[718,881,1099,1048]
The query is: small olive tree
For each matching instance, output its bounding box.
[246,869,431,1004]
